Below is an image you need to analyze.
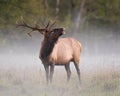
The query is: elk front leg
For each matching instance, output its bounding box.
[44,64,49,84]
[50,64,54,83]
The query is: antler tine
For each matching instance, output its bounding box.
[34,21,40,28]
[45,21,50,29]
[16,16,37,30]
[16,16,28,27]
[16,17,48,36]
[27,30,33,37]
[28,21,40,37]
[20,16,26,25]
[49,21,56,30]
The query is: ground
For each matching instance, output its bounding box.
[0,54,120,96]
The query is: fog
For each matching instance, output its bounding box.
[0,29,120,96]
[0,28,120,70]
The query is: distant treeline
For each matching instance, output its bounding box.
[0,0,120,28]
[0,0,120,45]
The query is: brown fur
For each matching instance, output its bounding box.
[39,28,82,84]
[16,20,82,84]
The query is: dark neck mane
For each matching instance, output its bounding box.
[40,38,58,59]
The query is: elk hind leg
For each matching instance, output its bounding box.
[74,61,81,84]
[65,63,71,82]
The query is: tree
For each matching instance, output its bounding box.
[55,0,60,19]
[70,0,86,34]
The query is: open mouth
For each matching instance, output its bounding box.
[62,31,65,35]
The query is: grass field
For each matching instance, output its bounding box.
[0,54,120,96]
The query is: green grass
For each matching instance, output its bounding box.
[0,66,119,96]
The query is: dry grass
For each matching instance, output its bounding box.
[0,65,120,96]
[0,54,120,96]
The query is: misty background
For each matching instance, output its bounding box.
[0,0,120,66]
[0,0,120,96]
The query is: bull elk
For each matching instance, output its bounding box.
[16,18,82,84]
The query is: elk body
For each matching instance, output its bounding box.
[16,18,82,84]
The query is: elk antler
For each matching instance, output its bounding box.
[16,17,56,36]
[16,16,45,36]
[48,21,56,30]
[45,21,50,29]
[43,21,56,31]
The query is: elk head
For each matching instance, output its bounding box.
[43,28,65,42]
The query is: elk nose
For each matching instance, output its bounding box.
[62,31,65,35]
[62,28,66,34]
